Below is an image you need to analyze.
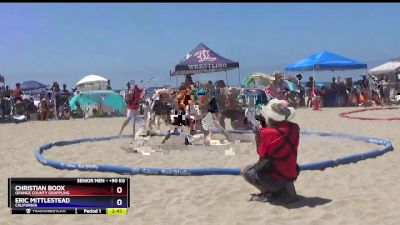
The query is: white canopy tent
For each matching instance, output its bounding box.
[369,60,400,92]
[76,74,108,91]
[369,61,400,77]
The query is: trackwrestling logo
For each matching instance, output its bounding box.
[194,49,216,62]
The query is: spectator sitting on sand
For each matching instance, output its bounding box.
[241,98,300,203]
[37,98,50,121]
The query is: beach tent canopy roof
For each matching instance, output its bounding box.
[285,50,367,71]
[76,74,108,86]
[21,80,47,91]
[369,60,400,75]
[171,42,239,76]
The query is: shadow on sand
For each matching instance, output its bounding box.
[251,195,332,209]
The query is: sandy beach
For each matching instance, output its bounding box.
[1,107,399,225]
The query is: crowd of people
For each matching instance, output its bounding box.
[0,72,397,124]
[0,81,79,122]
[0,79,120,123]
[264,72,396,109]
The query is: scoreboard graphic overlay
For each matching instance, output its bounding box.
[8,178,130,215]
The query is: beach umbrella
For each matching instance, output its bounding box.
[76,74,108,85]
[76,74,108,91]
[69,90,126,112]
[20,80,47,91]
[244,73,274,88]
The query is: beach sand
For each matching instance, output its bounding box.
[0,107,399,225]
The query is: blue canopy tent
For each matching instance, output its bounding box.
[285,50,367,81]
[170,43,240,86]
[285,50,367,71]
[285,51,368,107]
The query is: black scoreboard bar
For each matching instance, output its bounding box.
[9,178,130,215]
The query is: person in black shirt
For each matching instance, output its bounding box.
[2,85,11,98]
[62,84,69,93]
[52,82,60,93]
[59,84,71,110]
[296,74,305,107]
[107,80,112,90]
[330,77,339,94]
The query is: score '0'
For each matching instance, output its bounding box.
[117,187,122,194]
[117,199,122,206]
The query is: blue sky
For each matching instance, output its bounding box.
[1,3,400,89]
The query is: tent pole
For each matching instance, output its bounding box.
[238,67,241,87]
[176,76,178,88]
[313,69,315,90]
[169,70,172,84]
[225,70,229,87]
[52,89,58,120]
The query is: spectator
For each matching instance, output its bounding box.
[2,85,11,98]
[59,84,71,109]
[330,77,339,95]
[62,84,69,93]
[52,82,61,93]
[51,82,61,118]
[107,80,112,90]
[241,99,300,203]
[124,82,131,98]
[380,75,390,105]
[295,74,306,107]
[269,72,286,100]
[72,87,79,96]
[362,75,371,100]
[12,83,23,102]
[37,98,50,121]
[184,74,194,86]
[306,77,315,107]
[345,77,353,93]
